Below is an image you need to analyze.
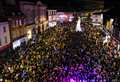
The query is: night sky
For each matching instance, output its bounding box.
[16,0,104,11]
[2,0,120,11]
[41,0,104,11]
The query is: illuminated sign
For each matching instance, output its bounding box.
[13,40,21,49]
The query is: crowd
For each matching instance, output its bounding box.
[0,16,120,82]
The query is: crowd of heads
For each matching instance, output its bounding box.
[0,17,120,82]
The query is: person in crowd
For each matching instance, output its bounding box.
[1,16,120,82]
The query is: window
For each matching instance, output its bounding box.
[19,20,22,26]
[53,11,55,15]
[3,27,6,32]
[16,20,19,26]
[49,11,51,15]
[0,38,1,46]
[4,36,7,43]
[54,11,55,15]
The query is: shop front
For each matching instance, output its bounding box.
[12,37,27,49]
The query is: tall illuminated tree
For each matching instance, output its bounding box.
[75,17,82,32]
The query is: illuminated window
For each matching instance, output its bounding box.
[19,20,22,26]
[15,20,19,26]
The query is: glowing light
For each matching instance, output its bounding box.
[59,15,67,18]
[103,34,111,45]
[13,40,21,49]
[110,18,114,23]
[48,16,52,21]
[49,22,57,27]
[69,18,72,22]
[118,44,120,51]
[92,23,101,26]
[118,51,120,57]
[0,78,3,81]
[101,14,103,20]
[82,80,87,82]
[70,78,76,82]
[8,67,11,70]
[27,30,32,39]
[69,16,74,22]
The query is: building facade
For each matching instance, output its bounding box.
[19,1,35,40]
[19,1,35,25]
[35,1,47,33]
[48,9,57,27]
[19,1,47,34]
[8,13,27,49]
[0,21,10,52]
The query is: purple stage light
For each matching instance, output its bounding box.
[70,78,76,82]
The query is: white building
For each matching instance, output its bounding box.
[48,9,57,27]
[48,10,57,16]
[0,21,10,52]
